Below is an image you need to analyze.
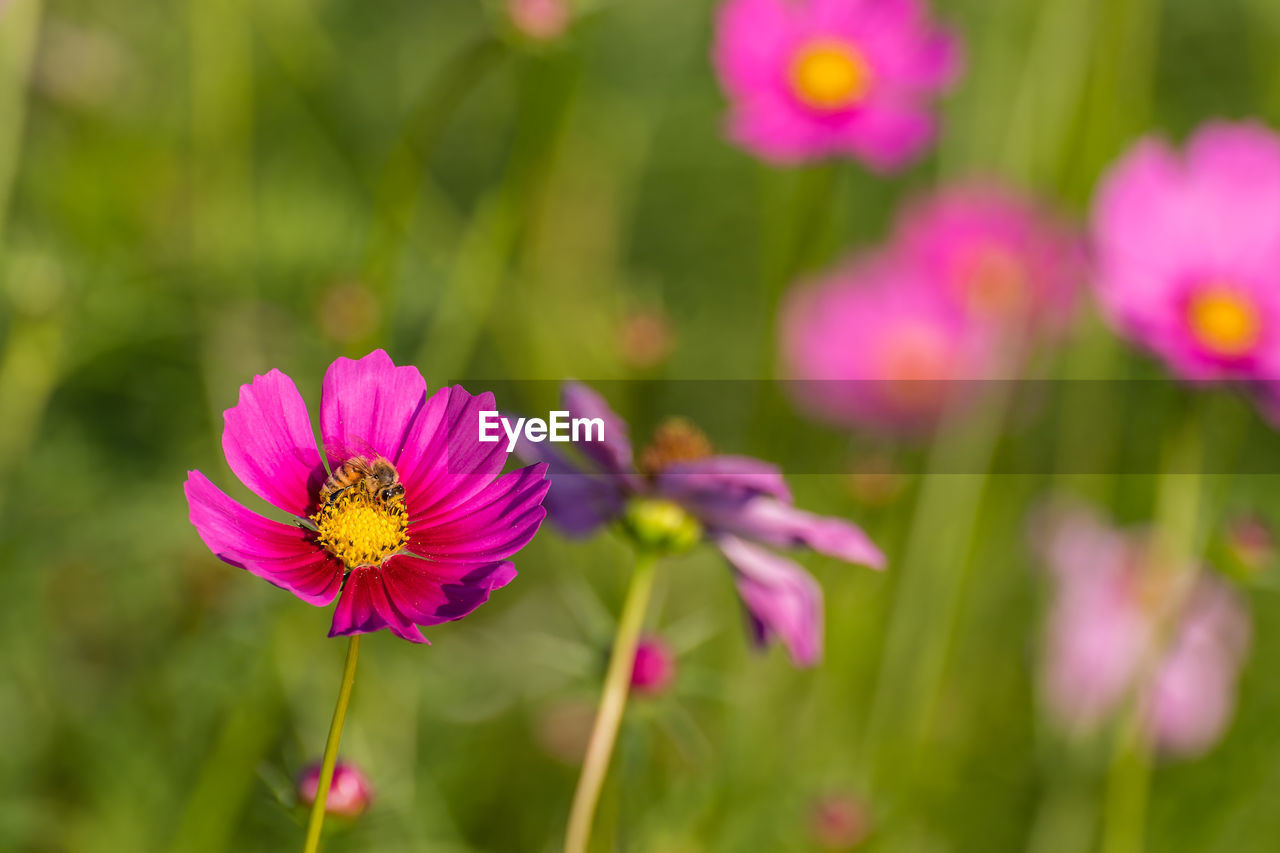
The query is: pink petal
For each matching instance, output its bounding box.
[321,350,427,463]
[696,496,886,568]
[397,385,511,517]
[221,369,325,517]
[328,565,427,643]
[561,382,638,480]
[717,534,824,666]
[185,470,342,606]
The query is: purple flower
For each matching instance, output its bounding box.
[517,384,885,666]
[185,350,549,643]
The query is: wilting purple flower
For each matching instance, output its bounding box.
[712,0,961,169]
[781,253,1007,432]
[896,182,1085,337]
[185,350,549,643]
[517,385,885,666]
[630,635,677,695]
[1092,121,1280,389]
[298,762,373,819]
[1034,503,1251,756]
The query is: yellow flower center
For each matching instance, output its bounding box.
[311,489,408,569]
[1187,287,1261,358]
[880,324,949,412]
[789,40,872,111]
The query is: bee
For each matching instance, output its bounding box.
[320,455,406,506]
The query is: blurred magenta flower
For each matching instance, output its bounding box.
[896,183,1084,336]
[508,0,571,41]
[781,254,1006,432]
[298,762,372,819]
[712,0,961,169]
[184,350,549,643]
[517,385,884,666]
[1034,504,1251,756]
[630,635,677,695]
[1093,121,1280,387]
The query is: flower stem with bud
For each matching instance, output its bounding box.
[564,550,658,853]
[302,635,361,853]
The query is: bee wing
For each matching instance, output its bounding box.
[325,435,383,466]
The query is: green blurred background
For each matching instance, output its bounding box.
[4,0,1280,850]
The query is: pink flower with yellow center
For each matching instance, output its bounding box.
[1092,121,1280,385]
[780,254,1006,432]
[184,350,549,642]
[895,183,1085,336]
[713,0,962,169]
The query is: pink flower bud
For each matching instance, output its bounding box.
[297,762,373,819]
[630,636,676,696]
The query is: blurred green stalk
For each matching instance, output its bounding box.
[302,635,361,853]
[564,551,657,853]
[1101,414,1202,853]
[0,0,41,237]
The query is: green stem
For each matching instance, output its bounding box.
[302,635,361,853]
[1100,413,1202,853]
[564,552,658,853]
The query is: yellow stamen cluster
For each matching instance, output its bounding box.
[789,40,872,112]
[638,418,714,476]
[312,490,408,569]
[1187,287,1261,358]
[963,245,1029,318]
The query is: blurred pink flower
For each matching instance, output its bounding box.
[298,762,373,819]
[1092,121,1280,386]
[1034,504,1251,757]
[630,635,677,695]
[780,254,1006,432]
[712,0,961,169]
[808,791,871,850]
[896,183,1085,337]
[508,0,571,41]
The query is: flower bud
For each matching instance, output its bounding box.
[297,761,373,819]
[621,498,702,555]
[630,636,676,696]
[808,792,870,850]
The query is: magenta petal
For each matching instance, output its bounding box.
[221,369,326,517]
[398,385,511,517]
[655,455,793,504]
[380,556,516,626]
[409,495,548,564]
[717,535,824,667]
[321,350,427,463]
[696,497,886,568]
[329,565,427,643]
[185,470,342,606]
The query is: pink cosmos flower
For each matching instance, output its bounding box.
[896,183,1085,336]
[516,384,885,666]
[712,0,961,169]
[1092,121,1280,387]
[1034,503,1251,756]
[630,635,677,695]
[298,762,373,819]
[184,350,549,643]
[781,253,1006,432]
